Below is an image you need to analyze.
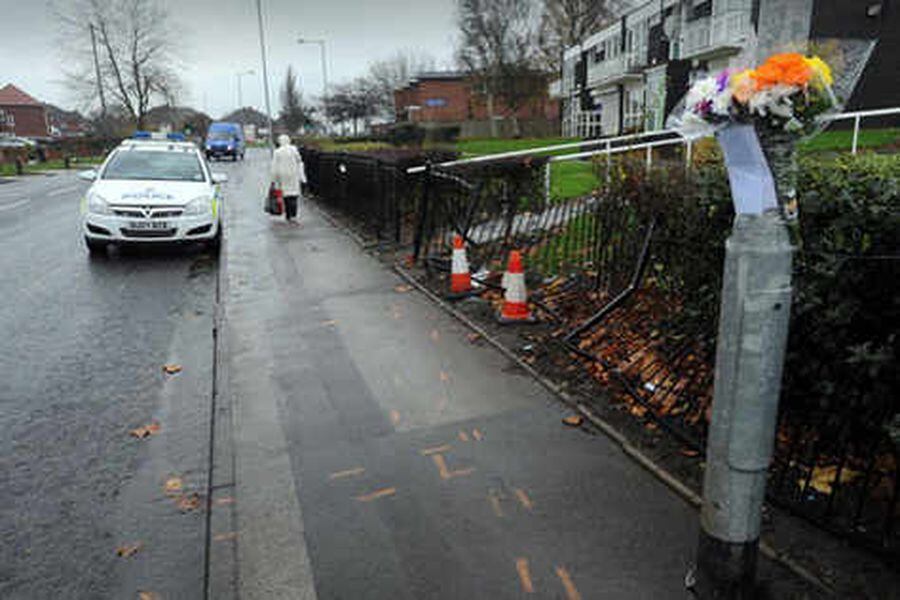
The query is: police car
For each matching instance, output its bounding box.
[79,133,227,256]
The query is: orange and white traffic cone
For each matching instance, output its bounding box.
[448,235,478,299]
[498,250,536,323]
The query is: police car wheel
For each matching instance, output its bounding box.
[85,237,108,257]
[207,228,222,254]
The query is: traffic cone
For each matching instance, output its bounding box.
[448,235,478,299]
[498,250,536,323]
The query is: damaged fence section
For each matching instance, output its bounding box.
[303,146,899,560]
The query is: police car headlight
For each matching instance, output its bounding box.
[183,196,212,216]
[87,193,112,215]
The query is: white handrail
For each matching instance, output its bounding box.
[405,128,680,174]
[819,106,900,121]
[404,106,900,173]
[549,138,684,163]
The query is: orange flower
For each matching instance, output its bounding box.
[751,52,812,90]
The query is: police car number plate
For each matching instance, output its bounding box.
[128,221,170,230]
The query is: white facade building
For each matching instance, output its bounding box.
[560,0,756,138]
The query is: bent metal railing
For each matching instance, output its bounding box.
[306,111,898,557]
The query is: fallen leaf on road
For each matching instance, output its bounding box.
[176,493,202,512]
[116,542,143,558]
[466,333,482,343]
[439,371,450,383]
[680,448,701,458]
[394,284,412,293]
[213,532,238,542]
[162,364,182,375]
[138,592,160,600]
[164,477,183,496]
[129,422,161,439]
[562,415,584,427]
[430,329,440,342]
[322,319,338,327]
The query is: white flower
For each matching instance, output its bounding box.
[748,84,797,119]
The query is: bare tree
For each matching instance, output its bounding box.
[456,0,544,136]
[324,78,380,137]
[54,0,183,129]
[366,51,436,119]
[537,0,620,72]
[278,67,315,134]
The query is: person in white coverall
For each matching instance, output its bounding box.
[270,134,307,223]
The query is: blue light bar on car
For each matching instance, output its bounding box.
[132,131,152,139]
[166,133,186,141]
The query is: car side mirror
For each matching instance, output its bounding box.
[78,169,97,182]
[211,172,228,184]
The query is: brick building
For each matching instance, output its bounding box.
[0,84,50,139]
[394,72,560,138]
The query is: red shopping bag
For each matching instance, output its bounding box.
[265,184,284,215]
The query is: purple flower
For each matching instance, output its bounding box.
[695,99,713,116]
[716,69,732,93]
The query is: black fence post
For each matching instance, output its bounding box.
[412,161,432,264]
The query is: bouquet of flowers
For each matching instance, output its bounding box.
[676,53,836,138]
[672,53,837,217]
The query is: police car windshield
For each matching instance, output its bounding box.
[208,132,234,140]
[102,150,206,182]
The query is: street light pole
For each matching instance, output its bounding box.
[297,37,329,132]
[235,69,255,111]
[255,0,274,150]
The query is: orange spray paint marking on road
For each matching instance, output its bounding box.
[431,454,475,480]
[329,467,365,480]
[556,567,582,600]
[356,487,396,502]
[420,444,452,456]
[458,431,470,442]
[514,488,534,511]
[516,558,535,593]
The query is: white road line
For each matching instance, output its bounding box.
[47,185,81,198]
[0,199,30,212]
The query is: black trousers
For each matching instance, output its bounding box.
[284,195,299,219]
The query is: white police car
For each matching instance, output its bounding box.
[79,134,227,256]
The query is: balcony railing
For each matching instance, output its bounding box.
[682,10,750,59]
[586,52,643,87]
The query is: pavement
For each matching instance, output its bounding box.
[1,150,816,599]
[211,149,703,599]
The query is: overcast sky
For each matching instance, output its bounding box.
[0,0,458,119]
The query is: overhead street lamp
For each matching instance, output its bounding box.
[296,37,329,99]
[297,36,329,133]
[235,69,256,110]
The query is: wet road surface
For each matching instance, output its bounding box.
[0,165,236,598]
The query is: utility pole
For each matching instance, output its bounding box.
[88,23,107,117]
[255,0,274,151]
[693,211,793,598]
